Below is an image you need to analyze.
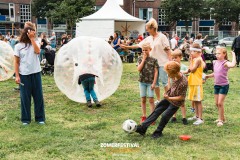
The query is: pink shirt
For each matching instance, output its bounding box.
[213,60,229,85]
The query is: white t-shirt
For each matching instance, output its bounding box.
[170,38,177,50]
[138,33,170,66]
[14,42,41,75]
[194,39,204,47]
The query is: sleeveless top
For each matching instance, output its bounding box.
[213,60,229,85]
[113,38,120,50]
[188,58,204,85]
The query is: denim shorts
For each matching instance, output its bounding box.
[214,85,229,95]
[156,66,168,87]
[139,82,154,98]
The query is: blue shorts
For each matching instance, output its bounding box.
[156,66,168,87]
[214,85,229,95]
[139,82,154,98]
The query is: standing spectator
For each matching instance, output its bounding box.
[121,18,171,106]
[49,32,56,49]
[14,22,45,125]
[112,32,121,51]
[67,35,72,41]
[40,32,48,62]
[9,35,17,49]
[5,31,11,41]
[170,35,178,50]
[232,31,240,67]
[184,33,190,41]
[0,32,3,41]
[191,33,195,41]
[194,33,208,48]
[108,35,114,45]
[61,34,68,46]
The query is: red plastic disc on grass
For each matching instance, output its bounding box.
[179,135,192,141]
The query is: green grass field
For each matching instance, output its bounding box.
[1,49,240,159]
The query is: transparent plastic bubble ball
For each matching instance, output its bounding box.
[0,41,15,81]
[54,36,123,103]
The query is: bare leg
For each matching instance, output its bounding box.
[141,97,147,117]
[194,101,199,118]
[149,97,155,113]
[195,101,203,119]
[218,94,227,122]
[181,104,186,119]
[214,94,220,120]
[155,87,160,101]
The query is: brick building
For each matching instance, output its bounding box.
[0,0,37,35]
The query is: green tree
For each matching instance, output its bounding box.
[32,0,95,34]
[161,0,208,32]
[209,0,240,30]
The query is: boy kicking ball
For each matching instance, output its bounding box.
[135,61,188,139]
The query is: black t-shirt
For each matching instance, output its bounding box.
[41,39,48,49]
[78,74,95,84]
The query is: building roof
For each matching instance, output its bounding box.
[82,0,145,22]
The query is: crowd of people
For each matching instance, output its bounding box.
[1,19,240,142]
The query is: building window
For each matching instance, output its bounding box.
[158,8,167,26]
[139,8,152,20]
[222,18,231,26]
[20,4,31,23]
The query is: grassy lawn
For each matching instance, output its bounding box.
[0,48,240,159]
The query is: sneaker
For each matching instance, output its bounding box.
[87,101,92,108]
[217,121,224,127]
[140,116,146,124]
[95,101,102,107]
[154,100,160,106]
[135,125,147,136]
[193,119,204,125]
[171,117,177,123]
[38,121,45,125]
[182,118,188,125]
[151,131,163,139]
[14,87,20,91]
[188,116,198,121]
[22,122,29,126]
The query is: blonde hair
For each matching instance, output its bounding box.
[171,49,182,57]
[146,18,158,31]
[24,21,36,30]
[192,43,202,53]
[142,42,151,49]
[216,46,228,60]
[164,61,180,75]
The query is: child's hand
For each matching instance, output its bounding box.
[151,83,155,90]
[27,30,36,40]
[142,53,147,60]
[163,93,170,100]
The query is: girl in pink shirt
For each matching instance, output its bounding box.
[205,47,236,126]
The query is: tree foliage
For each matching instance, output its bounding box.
[209,0,240,30]
[160,0,209,31]
[32,0,95,32]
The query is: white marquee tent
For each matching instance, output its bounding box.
[76,0,146,40]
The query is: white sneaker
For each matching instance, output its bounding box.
[187,116,198,121]
[193,119,204,125]
[154,100,160,106]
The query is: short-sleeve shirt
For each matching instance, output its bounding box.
[138,56,159,84]
[50,35,56,44]
[14,42,41,75]
[40,39,48,49]
[138,33,170,66]
[166,73,188,107]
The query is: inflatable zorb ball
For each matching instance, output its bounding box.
[54,36,123,103]
[122,119,137,133]
[0,41,14,81]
